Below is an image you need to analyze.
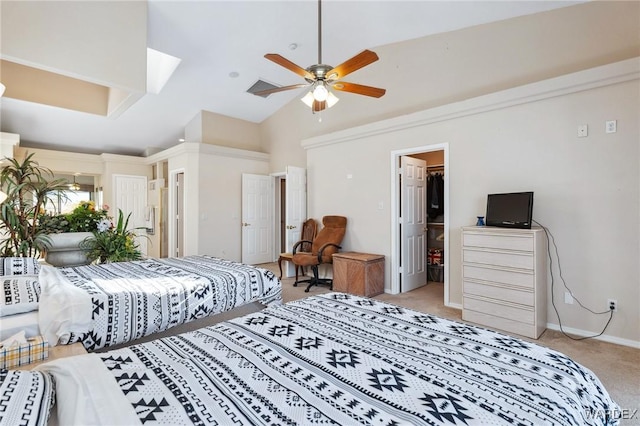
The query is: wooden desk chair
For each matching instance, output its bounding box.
[278,218,317,280]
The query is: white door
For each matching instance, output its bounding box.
[400,156,427,292]
[242,174,273,264]
[113,174,148,256]
[283,166,306,276]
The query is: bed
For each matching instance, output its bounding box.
[29,292,619,425]
[1,271,42,340]
[0,369,54,426]
[37,255,281,350]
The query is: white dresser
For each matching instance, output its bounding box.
[461,226,547,339]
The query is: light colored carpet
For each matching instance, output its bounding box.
[260,262,640,425]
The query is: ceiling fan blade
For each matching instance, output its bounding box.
[312,100,327,112]
[254,83,309,97]
[332,81,386,98]
[326,50,379,80]
[265,54,315,80]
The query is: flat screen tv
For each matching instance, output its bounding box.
[485,192,534,229]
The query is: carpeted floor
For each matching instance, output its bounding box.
[260,262,640,425]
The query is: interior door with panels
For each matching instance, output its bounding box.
[113,174,148,256]
[242,174,273,265]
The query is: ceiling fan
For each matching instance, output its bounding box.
[256,0,386,113]
[68,174,81,191]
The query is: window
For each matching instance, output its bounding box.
[42,190,93,215]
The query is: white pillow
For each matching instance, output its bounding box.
[0,275,41,317]
[0,369,55,425]
[0,257,41,276]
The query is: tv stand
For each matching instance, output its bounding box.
[461,226,547,339]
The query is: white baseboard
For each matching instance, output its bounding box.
[546,323,640,349]
[446,302,463,310]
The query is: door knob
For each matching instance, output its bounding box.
[286,225,297,229]
[242,222,250,227]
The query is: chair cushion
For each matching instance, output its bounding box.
[292,252,320,267]
[279,252,294,260]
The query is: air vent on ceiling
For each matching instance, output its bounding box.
[247,80,280,98]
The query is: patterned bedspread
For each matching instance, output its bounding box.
[41,293,619,425]
[0,369,54,426]
[38,255,281,350]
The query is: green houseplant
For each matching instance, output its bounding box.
[0,153,69,257]
[81,209,143,263]
[39,201,110,267]
[39,201,109,234]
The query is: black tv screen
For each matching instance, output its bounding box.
[486,192,534,229]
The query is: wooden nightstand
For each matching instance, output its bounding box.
[332,252,385,297]
[13,343,87,371]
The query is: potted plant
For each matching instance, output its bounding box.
[80,209,143,263]
[39,201,110,267]
[0,153,69,257]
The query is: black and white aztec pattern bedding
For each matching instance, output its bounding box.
[0,275,40,317]
[0,369,54,426]
[43,293,619,425]
[39,255,281,351]
[0,257,40,276]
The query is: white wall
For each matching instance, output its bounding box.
[1,1,147,92]
[185,111,263,153]
[159,143,270,261]
[196,151,269,261]
[305,69,639,344]
[261,1,640,174]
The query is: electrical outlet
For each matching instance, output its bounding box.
[608,299,617,312]
[577,124,588,138]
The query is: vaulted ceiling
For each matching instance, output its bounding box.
[0,1,578,156]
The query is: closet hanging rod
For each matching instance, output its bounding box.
[427,164,444,169]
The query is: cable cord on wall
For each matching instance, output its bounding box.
[533,220,613,340]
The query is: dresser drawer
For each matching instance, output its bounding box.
[463,232,533,252]
[463,248,534,270]
[463,281,534,306]
[462,310,540,339]
[463,265,534,288]
[463,295,534,324]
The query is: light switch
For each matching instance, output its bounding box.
[605,120,617,133]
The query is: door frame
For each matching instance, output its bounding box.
[271,167,307,277]
[390,143,450,305]
[271,172,286,261]
[168,168,185,258]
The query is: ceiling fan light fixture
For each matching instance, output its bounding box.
[312,83,329,102]
[264,0,383,116]
[301,87,339,110]
[301,91,315,108]
[326,91,339,108]
[68,175,81,191]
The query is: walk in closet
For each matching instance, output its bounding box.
[426,164,445,283]
[406,149,445,286]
